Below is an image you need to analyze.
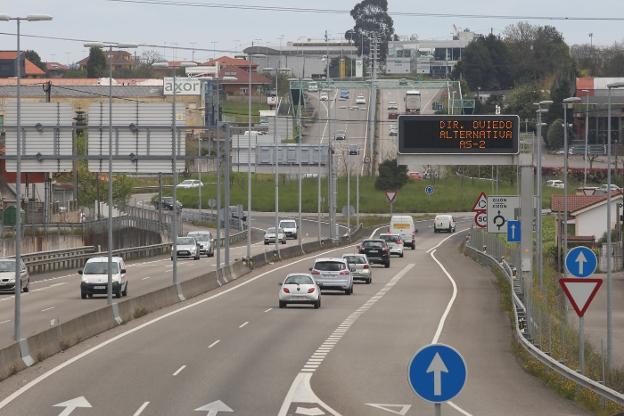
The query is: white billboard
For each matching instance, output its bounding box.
[163,77,201,96]
[355,59,363,78]
[87,103,185,174]
[185,65,219,77]
[4,102,74,172]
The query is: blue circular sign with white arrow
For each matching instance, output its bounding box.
[425,185,434,195]
[565,246,597,278]
[408,344,467,403]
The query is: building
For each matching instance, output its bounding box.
[0,51,46,78]
[551,192,622,242]
[244,39,358,79]
[574,77,624,148]
[44,62,69,78]
[386,31,477,77]
[201,56,271,95]
[77,50,136,72]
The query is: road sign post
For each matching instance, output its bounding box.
[385,191,398,215]
[472,192,487,229]
[408,344,466,415]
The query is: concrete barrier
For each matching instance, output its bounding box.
[0,226,373,383]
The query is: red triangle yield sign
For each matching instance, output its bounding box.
[559,278,603,317]
[385,191,397,203]
[472,192,488,212]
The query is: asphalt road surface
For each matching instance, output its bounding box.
[0,216,588,415]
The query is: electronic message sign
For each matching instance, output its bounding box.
[398,115,519,155]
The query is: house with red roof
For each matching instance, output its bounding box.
[0,51,46,78]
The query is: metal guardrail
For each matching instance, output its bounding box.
[465,228,624,406]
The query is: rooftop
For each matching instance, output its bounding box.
[551,191,622,214]
[0,51,46,76]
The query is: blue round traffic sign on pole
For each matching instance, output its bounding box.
[425,185,434,196]
[565,246,597,278]
[408,344,467,403]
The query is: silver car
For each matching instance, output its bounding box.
[187,231,214,257]
[342,254,372,284]
[310,257,354,295]
[171,236,200,260]
[264,227,287,245]
[0,258,30,293]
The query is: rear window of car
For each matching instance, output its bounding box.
[314,261,346,271]
[285,275,314,285]
[84,261,119,274]
[380,235,400,243]
[362,241,384,248]
[343,256,366,264]
[280,221,296,228]
[188,233,211,241]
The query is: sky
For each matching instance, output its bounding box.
[1,0,624,65]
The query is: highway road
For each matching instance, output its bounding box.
[0,217,588,415]
[0,216,339,351]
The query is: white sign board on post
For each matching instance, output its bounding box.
[163,77,201,96]
[487,195,520,233]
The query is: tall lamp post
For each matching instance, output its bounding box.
[154,61,197,293]
[606,81,624,372]
[84,41,137,306]
[581,89,591,187]
[1,13,52,343]
[562,97,581,265]
[534,100,553,291]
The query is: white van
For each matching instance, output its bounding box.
[79,256,127,299]
[433,214,456,233]
[389,215,416,249]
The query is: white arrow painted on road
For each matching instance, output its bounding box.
[296,406,326,415]
[365,403,411,415]
[575,251,588,275]
[53,396,92,416]
[194,400,233,415]
[426,353,448,396]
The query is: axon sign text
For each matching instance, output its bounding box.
[163,78,201,96]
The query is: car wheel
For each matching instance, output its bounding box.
[314,299,321,309]
[384,261,390,268]
[412,243,416,250]
[279,301,286,309]
[194,255,200,260]
[400,252,404,258]
[282,240,287,244]
[81,291,87,299]
[22,282,29,292]
[264,242,268,245]
[170,256,173,261]
[122,282,128,297]
[367,277,372,284]
[115,289,122,299]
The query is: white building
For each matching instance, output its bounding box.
[552,193,623,241]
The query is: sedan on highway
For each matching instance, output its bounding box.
[334,130,346,141]
[310,257,354,294]
[176,179,203,189]
[187,231,214,257]
[264,227,287,245]
[153,197,182,211]
[355,95,366,105]
[387,101,399,110]
[358,239,390,268]
[320,91,329,101]
[379,233,404,258]
[171,236,201,260]
[0,258,30,293]
[278,273,321,309]
[342,254,372,284]
[348,144,359,155]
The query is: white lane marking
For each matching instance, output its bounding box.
[0,227,387,410]
[208,339,220,349]
[49,282,66,288]
[264,308,272,313]
[164,268,172,272]
[142,276,152,281]
[239,321,249,329]
[132,401,150,416]
[30,274,73,285]
[278,264,415,416]
[41,307,55,313]
[172,365,186,376]
[0,319,10,325]
[428,229,473,415]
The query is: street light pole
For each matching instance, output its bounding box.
[582,89,591,187]
[1,14,52,342]
[563,97,581,265]
[247,52,252,261]
[535,100,552,292]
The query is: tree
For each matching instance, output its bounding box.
[546,118,564,150]
[24,50,45,71]
[452,34,513,90]
[375,158,407,191]
[504,84,548,121]
[86,47,107,78]
[349,0,395,61]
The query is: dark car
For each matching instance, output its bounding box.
[357,239,390,268]
[153,197,182,211]
[388,111,399,120]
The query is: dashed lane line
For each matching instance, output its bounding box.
[172,365,186,376]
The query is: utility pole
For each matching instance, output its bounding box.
[224,124,231,266]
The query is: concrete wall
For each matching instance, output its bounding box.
[0,232,83,257]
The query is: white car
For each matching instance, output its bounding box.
[342,253,372,284]
[320,92,329,101]
[187,231,214,257]
[264,227,287,245]
[546,179,564,188]
[176,179,203,189]
[79,256,127,299]
[389,125,398,136]
[355,95,366,105]
[599,184,621,193]
[387,101,399,110]
[278,273,321,309]
[0,258,30,293]
[279,219,298,239]
[434,214,456,233]
[171,236,201,260]
[379,233,404,258]
[310,257,354,294]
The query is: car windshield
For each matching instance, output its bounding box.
[285,275,314,285]
[381,235,400,243]
[266,227,276,233]
[188,233,211,241]
[83,261,119,274]
[0,260,15,272]
[280,221,296,228]
[176,237,195,245]
[363,241,384,248]
[343,256,366,264]
[314,261,346,271]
